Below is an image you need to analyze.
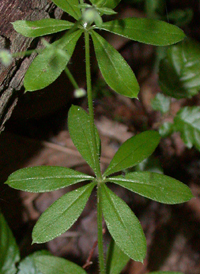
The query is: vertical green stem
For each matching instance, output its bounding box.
[97,184,106,274]
[84,29,105,273]
[64,67,79,90]
[84,30,102,180]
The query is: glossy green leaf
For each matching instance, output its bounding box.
[68,105,101,174]
[24,30,82,92]
[12,19,73,38]
[159,40,200,98]
[151,93,170,114]
[0,213,20,274]
[149,272,183,274]
[97,7,117,15]
[51,0,81,20]
[159,122,175,138]
[32,183,95,243]
[35,255,87,274]
[103,131,160,177]
[5,166,93,193]
[101,184,146,262]
[18,250,50,274]
[91,31,139,98]
[173,106,200,150]
[99,18,185,46]
[107,171,193,204]
[89,0,121,9]
[106,239,129,274]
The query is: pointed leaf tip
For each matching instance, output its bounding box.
[91,30,139,98]
[100,18,185,46]
[32,183,95,243]
[108,172,193,204]
[68,105,101,174]
[104,131,160,176]
[101,185,146,262]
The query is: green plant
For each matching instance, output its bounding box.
[0,212,184,274]
[1,0,194,273]
[151,39,200,151]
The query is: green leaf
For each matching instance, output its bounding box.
[89,0,121,9]
[101,184,146,262]
[99,18,185,46]
[32,183,95,243]
[12,19,73,38]
[24,29,82,92]
[173,106,200,150]
[0,213,20,274]
[68,105,101,175]
[107,171,193,204]
[51,0,81,20]
[103,131,160,177]
[35,255,87,274]
[159,39,200,98]
[106,239,129,274]
[91,31,139,98]
[97,7,117,15]
[18,250,50,274]
[159,122,174,138]
[149,272,183,274]
[151,93,170,114]
[5,166,93,193]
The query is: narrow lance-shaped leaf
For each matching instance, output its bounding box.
[18,250,50,274]
[35,255,87,274]
[159,39,200,98]
[173,106,200,151]
[5,166,94,193]
[12,19,74,38]
[104,131,160,177]
[106,239,130,274]
[32,183,95,243]
[99,18,185,46]
[68,105,101,175]
[0,213,20,274]
[51,0,81,20]
[89,0,121,9]
[101,184,146,262]
[107,171,193,204]
[91,30,139,98]
[24,29,82,92]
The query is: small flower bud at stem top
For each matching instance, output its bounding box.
[74,88,86,98]
[82,8,101,25]
[0,50,12,66]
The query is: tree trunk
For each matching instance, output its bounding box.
[0,0,64,132]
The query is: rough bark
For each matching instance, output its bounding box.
[0,0,64,132]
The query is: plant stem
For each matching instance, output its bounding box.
[84,29,105,273]
[97,184,106,274]
[84,30,102,180]
[64,67,79,90]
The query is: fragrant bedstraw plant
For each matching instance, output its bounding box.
[2,0,194,273]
